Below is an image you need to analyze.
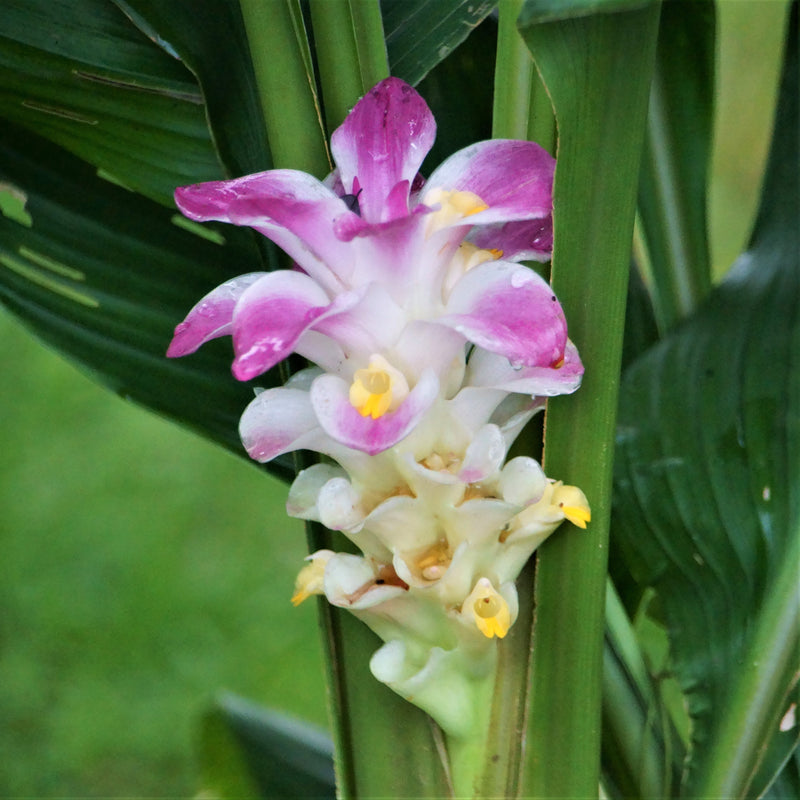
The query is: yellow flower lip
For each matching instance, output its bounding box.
[464,578,512,639]
[560,503,591,529]
[348,354,409,419]
[291,550,333,606]
[423,188,489,233]
[551,484,592,529]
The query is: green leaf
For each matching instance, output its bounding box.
[493,0,555,150]
[518,0,651,24]
[637,1,715,331]
[0,121,294,483]
[763,747,800,800]
[417,16,496,171]
[198,693,335,799]
[602,582,684,799]
[315,606,453,799]
[0,0,223,206]
[113,0,273,177]
[383,0,498,86]
[613,8,799,796]
[517,4,660,797]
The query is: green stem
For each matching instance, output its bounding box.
[446,665,498,798]
[310,0,388,132]
[693,528,800,799]
[517,6,661,798]
[239,0,330,175]
[493,0,535,140]
[493,0,555,151]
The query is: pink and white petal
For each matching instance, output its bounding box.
[310,369,440,455]
[425,139,554,225]
[392,321,466,387]
[448,386,509,435]
[330,77,436,223]
[313,283,407,357]
[470,216,553,262]
[294,330,347,375]
[239,387,327,463]
[440,261,567,367]
[166,272,265,357]
[467,340,584,396]
[333,206,433,300]
[490,393,547,450]
[457,424,507,484]
[230,271,333,381]
[175,170,356,291]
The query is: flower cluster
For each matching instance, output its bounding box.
[168,78,589,738]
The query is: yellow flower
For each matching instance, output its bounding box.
[291,550,333,606]
[463,578,512,639]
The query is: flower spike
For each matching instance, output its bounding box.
[167,77,589,739]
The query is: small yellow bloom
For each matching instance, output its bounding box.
[463,578,512,639]
[551,484,592,529]
[291,550,333,606]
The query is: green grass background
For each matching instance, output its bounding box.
[0,3,788,796]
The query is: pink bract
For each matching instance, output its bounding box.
[168,77,581,459]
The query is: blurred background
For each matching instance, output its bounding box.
[0,2,789,795]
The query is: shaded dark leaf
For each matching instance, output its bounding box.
[115,0,273,177]
[0,121,294,482]
[637,0,715,331]
[199,693,335,800]
[383,0,498,86]
[0,0,223,205]
[612,8,799,794]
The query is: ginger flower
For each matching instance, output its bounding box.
[166,77,590,743]
[167,77,582,461]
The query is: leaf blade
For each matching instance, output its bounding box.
[613,8,800,794]
[0,121,294,482]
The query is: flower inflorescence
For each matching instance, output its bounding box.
[167,77,589,737]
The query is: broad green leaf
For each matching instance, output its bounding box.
[518,0,650,24]
[114,0,273,177]
[638,1,715,332]
[417,17,496,171]
[763,747,799,800]
[198,694,335,799]
[0,121,294,483]
[602,582,684,799]
[383,0,498,86]
[0,0,223,206]
[613,9,799,797]
[517,4,660,798]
